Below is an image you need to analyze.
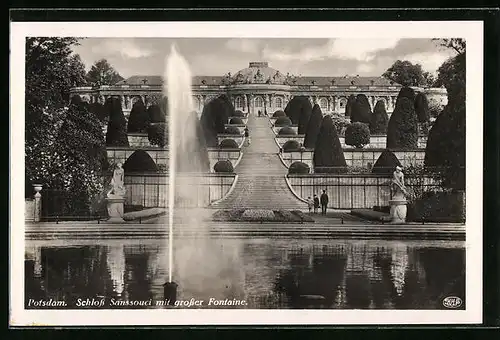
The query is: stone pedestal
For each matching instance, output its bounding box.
[106,196,125,223]
[33,184,43,222]
[389,198,408,224]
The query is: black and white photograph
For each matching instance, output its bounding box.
[10,20,483,326]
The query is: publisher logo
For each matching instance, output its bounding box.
[442,296,463,309]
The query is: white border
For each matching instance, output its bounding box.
[10,21,483,326]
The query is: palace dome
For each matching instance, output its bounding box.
[232,62,287,85]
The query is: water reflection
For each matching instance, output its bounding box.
[25,239,465,309]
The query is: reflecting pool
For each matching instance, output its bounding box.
[25,238,465,309]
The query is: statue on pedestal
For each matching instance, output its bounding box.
[106,163,126,223]
[389,166,409,223]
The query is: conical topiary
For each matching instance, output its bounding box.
[371,149,402,175]
[345,95,356,117]
[303,104,323,148]
[105,97,129,146]
[370,100,389,134]
[313,115,347,173]
[127,99,149,133]
[350,94,372,124]
[386,95,419,149]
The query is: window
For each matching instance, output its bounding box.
[255,96,264,108]
[275,97,283,109]
[319,98,328,111]
[339,99,347,108]
[235,96,244,109]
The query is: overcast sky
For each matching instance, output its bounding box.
[72,38,456,79]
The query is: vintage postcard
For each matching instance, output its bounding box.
[10,20,483,326]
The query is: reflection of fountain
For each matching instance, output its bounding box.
[390,244,409,296]
[106,245,125,296]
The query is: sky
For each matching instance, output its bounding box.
[72,38,456,79]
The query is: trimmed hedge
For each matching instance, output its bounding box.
[298,101,313,135]
[127,99,149,133]
[303,104,323,148]
[415,92,430,123]
[284,96,309,124]
[288,161,310,174]
[224,126,241,135]
[234,110,246,117]
[219,139,239,149]
[369,100,389,134]
[105,97,129,147]
[345,95,356,117]
[123,150,159,173]
[350,94,372,124]
[313,115,347,173]
[282,140,301,152]
[147,123,168,147]
[386,96,419,149]
[345,122,370,148]
[148,104,166,123]
[275,116,292,127]
[371,149,402,175]
[200,97,230,147]
[213,160,234,173]
[273,110,286,117]
[278,127,297,136]
[229,117,244,125]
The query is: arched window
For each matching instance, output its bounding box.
[319,98,328,111]
[254,96,264,108]
[339,99,347,108]
[275,97,283,109]
[235,96,244,109]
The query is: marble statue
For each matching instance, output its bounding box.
[107,163,126,198]
[391,166,408,199]
[389,166,409,223]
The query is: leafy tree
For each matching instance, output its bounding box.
[414,92,430,123]
[345,122,370,148]
[372,149,402,175]
[351,94,372,124]
[105,97,129,146]
[313,115,347,173]
[86,59,124,86]
[345,95,356,117]
[425,48,465,190]
[25,37,88,193]
[370,100,389,134]
[127,99,149,133]
[88,102,107,123]
[330,113,351,136]
[303,104,323,148]
[432,38,466,55]
[386,93,419,149]
[382,60,428,87]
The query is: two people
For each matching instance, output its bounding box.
[307,191,328,215]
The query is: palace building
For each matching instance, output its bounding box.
[70,61,448,117]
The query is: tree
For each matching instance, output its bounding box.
[127,99,149,133]
[397,86,416,102]
[313,116,347,173]
[345,95,356,117]
[425,49,465,191]
[345,122,370,148]
[350,94,372,124]
[382,60,427,87]
[199,97,230,147]
[303,104,323,148]
[147,124,168,148]
[433,38,466,55]
[88,102,107,123]
[285,96,310,125]
[370,100,389,134]
[297,100,313,134]
[86,59,124,86]
[25,37,88,192]
[386,92,419,149]
[105,97,129,146]
[148,104,166,124]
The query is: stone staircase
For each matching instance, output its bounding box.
[211,115,306,210]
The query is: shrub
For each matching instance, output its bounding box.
[229,117,244,125]
[123,150,159,173]
[216,94,236,121]
[303,104,323,148]
[345,95,356,117]
[213,160,234,173]
[407,191,465,223]
[88,102,107,122]
[284,96,310,124]
[297,101,313,134]
[224,126,241,135]
[234,110,246,117]
[288,161,310,174]
[397,86,416,102]
[282,140,301,152]
[313,115,347,173]
[369,100,389,134]
[147,123,168,147]
[273,110,286,117]
[330,113,351,136]
[350,94,372,124]
[200,98,228,147]
[414,92,430,123]
[275,116,292,127]
[371,149,402,175]
[345,122,370,148]
[278,127,297,136]
[219,139,239,149]
[105,97,129,146]
[127,99,149,133]
[148,104,166,123]
[386,96,419,149]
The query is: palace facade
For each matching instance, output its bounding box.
[70,61,448,117]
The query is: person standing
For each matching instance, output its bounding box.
[307,196,313,214]
[320,190,329,215]
[313,194,320,214]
